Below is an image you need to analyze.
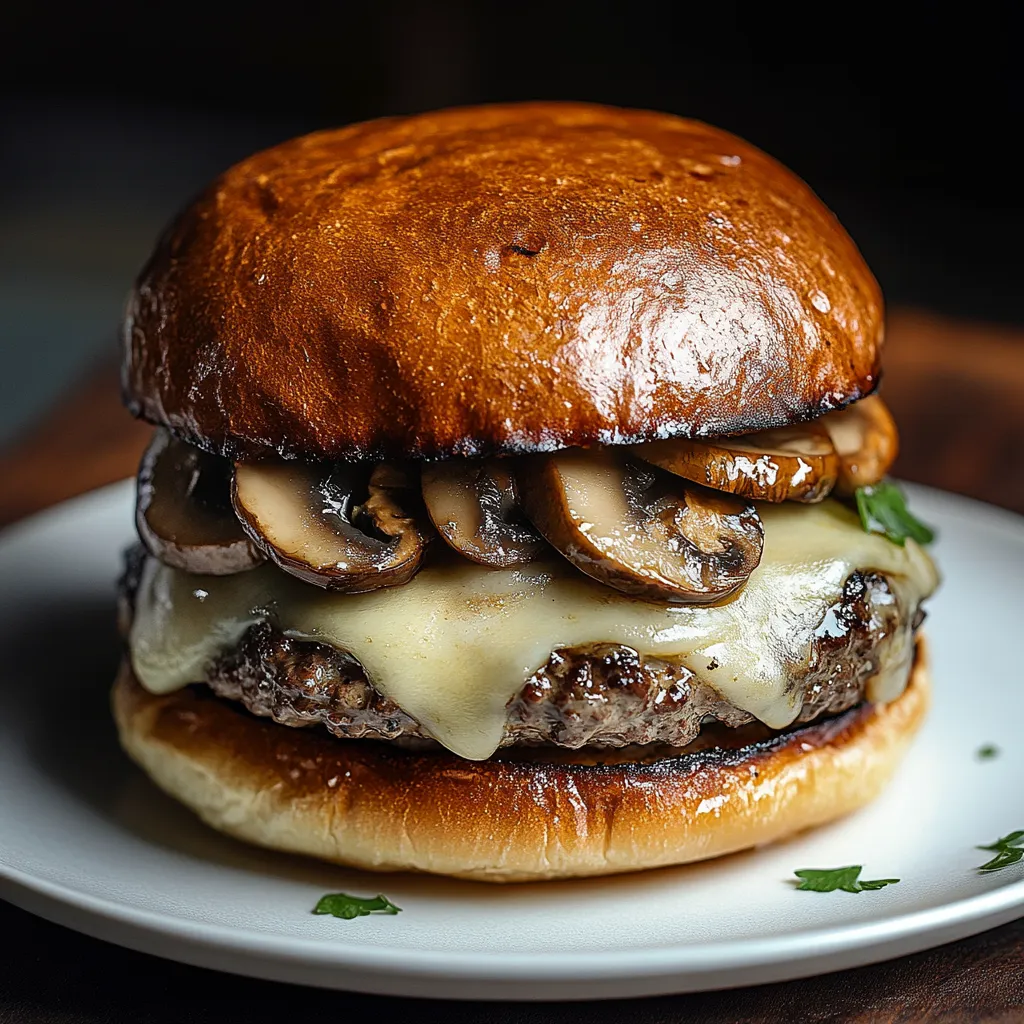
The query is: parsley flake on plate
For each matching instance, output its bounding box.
[312,893,403,919]
[793,866,900,893]
[977,832,1024,872]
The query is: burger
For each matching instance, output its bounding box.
[113,102,939,882]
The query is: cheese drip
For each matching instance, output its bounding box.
[130,500,938,760]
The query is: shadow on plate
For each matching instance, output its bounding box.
[7,596,801,908]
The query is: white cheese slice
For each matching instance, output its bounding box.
[129,499,939,760]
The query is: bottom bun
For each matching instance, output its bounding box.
[112,639,929,882]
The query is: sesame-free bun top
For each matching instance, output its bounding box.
[123,102,883,462]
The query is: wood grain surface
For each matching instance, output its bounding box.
[1,306,1023,1022]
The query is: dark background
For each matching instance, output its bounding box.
[1,1,1021,443]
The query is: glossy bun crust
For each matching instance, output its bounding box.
[123,103,883,461]
[112,641,927,882]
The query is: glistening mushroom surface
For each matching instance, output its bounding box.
[517,450,764,603]
[232,461,426,592]
[421,459,544,567]
[631,422,839,503]
[128,498,939,760]
[822,395,899,495]
[135,429,264,575]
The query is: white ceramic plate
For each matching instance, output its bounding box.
[1,480,1022,1000]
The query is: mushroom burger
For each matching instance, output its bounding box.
[114,103,939,881]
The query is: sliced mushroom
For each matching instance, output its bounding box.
[421,459,545,567]
[821,395,899,495]
[232,460,427,592]
[631,421,839,503]
[136,429,264,575]
[517,450,764,604]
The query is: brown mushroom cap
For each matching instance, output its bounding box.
[231,461,427,592]
[517,450,764,604]
[136,429,264,575]
[632,421,839,503]
[822,395,899,495]
[421,459,544,567]
[122,102,882,463]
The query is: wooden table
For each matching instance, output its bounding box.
[1,308,1023,1022]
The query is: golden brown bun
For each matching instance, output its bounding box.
[122,102,883,462]
[111,639,928,882]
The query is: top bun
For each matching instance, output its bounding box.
[122,102,883,462]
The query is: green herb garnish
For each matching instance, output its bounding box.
[793,866,900,893]
[977,832,1024,872]
[312,893,402,919]
[976,744,1001,761]
[855,482,935,547]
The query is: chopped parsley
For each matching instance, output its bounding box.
[977,832,1024,872]
[793,866,900,893]
[312,893,403,919]
[855,482,935,547]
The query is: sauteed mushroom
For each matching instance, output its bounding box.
[421,459,545,567]
[232,461,427,592]
[517,450,764,603]
[632,422,839,503]
[136,429,264,575]
[821,395,899,495]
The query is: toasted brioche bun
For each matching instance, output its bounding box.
[112,639,928,882]
[122,102,882,462]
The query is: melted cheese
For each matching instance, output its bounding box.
[129,500,939,760]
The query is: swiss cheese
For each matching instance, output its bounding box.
[129,499,938,759]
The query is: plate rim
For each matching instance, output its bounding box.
[3,855,1024,982]
[2,478,1024,996]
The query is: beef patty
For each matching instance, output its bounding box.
[120,548,923,749]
